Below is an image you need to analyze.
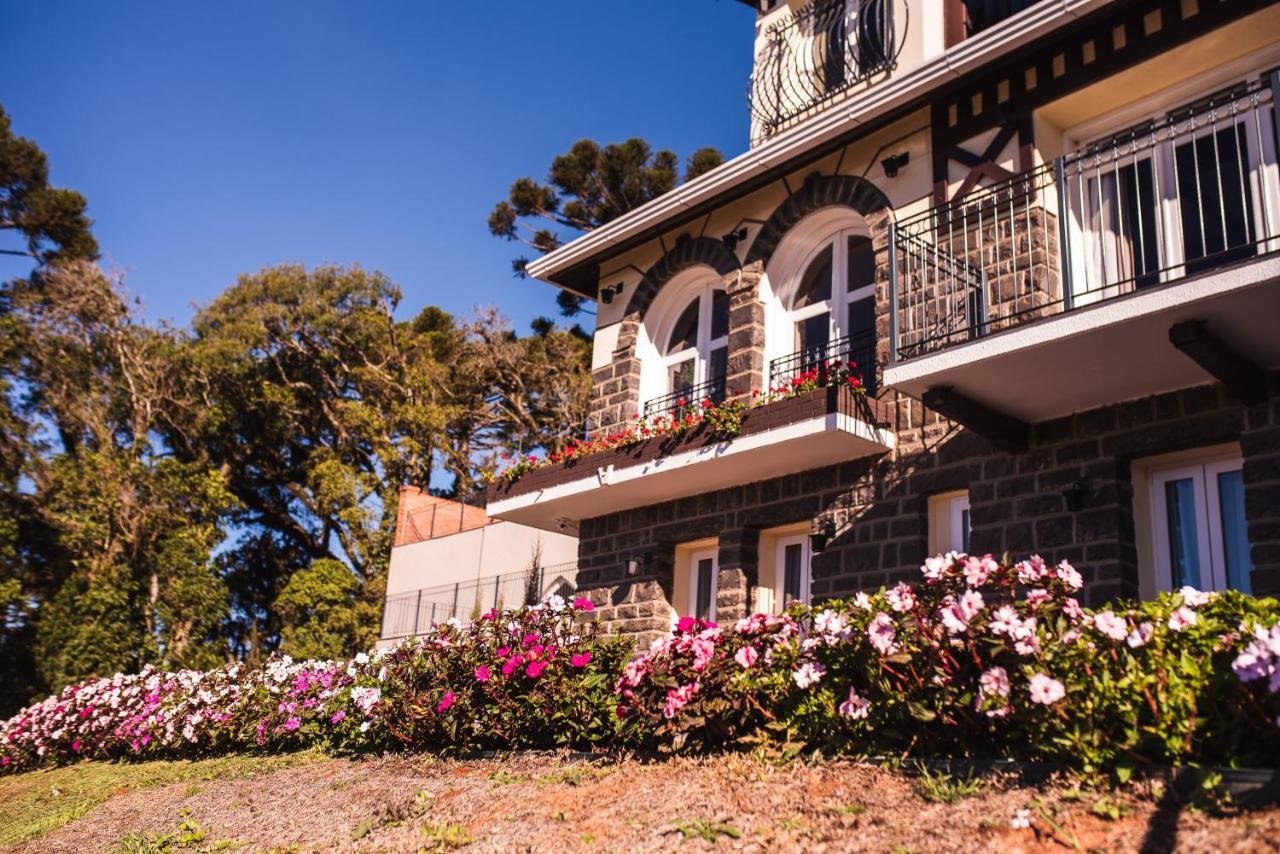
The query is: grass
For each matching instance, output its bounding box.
[910,765,984,804]
[668,819,742,842]
[0,750,325,846]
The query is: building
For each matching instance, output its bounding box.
[487,0,1280,647]
[378,488,578,646]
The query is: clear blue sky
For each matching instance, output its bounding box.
[0,1,756,329]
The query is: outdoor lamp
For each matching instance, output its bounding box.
[809,518,837,553]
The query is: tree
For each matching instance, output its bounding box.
[275,558,365,660]
[488,138,723,316]
[0,106,97,263]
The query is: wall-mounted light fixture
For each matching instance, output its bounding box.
[1062,477,1096,513]
[809,518,837,554]
[599,282,625,305]
[721,226,749,251]
[626,551,654,576]
[881,152,910,178]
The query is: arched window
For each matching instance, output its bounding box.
[779,229,877,391]
[649,285,729,414]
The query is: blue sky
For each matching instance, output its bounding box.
[0,1,756,330]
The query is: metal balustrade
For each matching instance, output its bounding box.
[748,0,896,142]
[768,329,878,395]
[891,77,1279,361]
[642,375,727,421]
[380,561,579,641]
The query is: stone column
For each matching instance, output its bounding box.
[716,527,759,621]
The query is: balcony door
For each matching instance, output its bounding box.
[1068,82,1276,304]
[653,286,729,416]
[686,548,720,621]
[775,535,812,609]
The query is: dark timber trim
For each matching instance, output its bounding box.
[922,385,1030,452]
[1169,320,1267,406]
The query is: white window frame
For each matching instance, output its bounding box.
[774,534,812,609]
[781,229,876,358]
[658,285,728,398]
[928,490,971,555]
[1149,455,1247,593]
[1063,59,1280,304]
[685,547,720,620]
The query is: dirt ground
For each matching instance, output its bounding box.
[4,751,1279,853]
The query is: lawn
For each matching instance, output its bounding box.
[2,751,1277,852]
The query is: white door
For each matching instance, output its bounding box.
[775,535,812,610]
[687,548,720,620]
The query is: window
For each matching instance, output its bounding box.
[685,548,720,620]
[774,535,812,608]
[1149,456,1253,594]
[656,286,728,409]
[779,230,877,392]
[928,491,971,555]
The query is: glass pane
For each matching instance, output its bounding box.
[667,299,700,354]
[1175,124,1256,273]
[1164,477,1201,589]
[710,290,729,340]
[846,235,876,292]
[1086,157,1159,289]
[695,558,714,619]
[668,358,695,395]
[708,345,728,385]
[783,543,804,606]
[960,508,971,554]
[847,295,876,393]
[1217,469,1253,593]
[796,314,830,371]
[794,245,832,309]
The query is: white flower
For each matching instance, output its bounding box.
[1179,586,1213,608]
[979,666,1010,699]
[838,687,871,719]
[1126,622,1154,649]
[1011,809,1032,829]
[1028,673,1065,705]
[353,652,369,666]
[359,721,371,733]
[852,592,873,611]
[792,662,826,689]
[1093,610,1129,642]
[1055,560,1083,591]
[1168,606,1198,632]
[867,613,899,655]
[886,582,916,613]
[921,555,949,582]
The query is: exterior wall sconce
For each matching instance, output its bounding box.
[809,518,837,553]
[881,152,910,178]
[626,551,654,576]
[1062,477,1095,513]
[600,282,625,305]
[721,227,748,250]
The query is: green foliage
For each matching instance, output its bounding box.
[0,105,98,263]
[911,766,983,804]
[487,137,724,315]
[275,559,363,661]
[669,819,742,842]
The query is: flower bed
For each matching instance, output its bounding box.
[4,555,1278,777]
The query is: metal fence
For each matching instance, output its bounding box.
[748,0,895,142]
[642,375,727,422]
[891,76,1279,360]
[380,561,580,641]
[768,329,878,395]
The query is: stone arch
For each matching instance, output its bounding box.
[745,173,893,265]
[621,236,740,335]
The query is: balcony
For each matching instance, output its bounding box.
[380,562,580,642]
[769,330,878,395]
[885,78,1280,432]
[748,0,896,143]
[487,384,894,533]
[643,375,727,422]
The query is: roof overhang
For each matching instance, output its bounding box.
[529,0,1117,298]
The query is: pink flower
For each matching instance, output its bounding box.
[921,555,949,582]
[526,660,548,678]
[1168,606,1198,632]
[436,691,455,714]
[1016,555,1047,584]
[1025,588,1051,608]
[570,653,592,668]
[964,555,996,587]
[1055,560,1083,591]
[330,710,346,724]
[690,637,717,672]
[792,662,826,688]
[979,666,1010,698]
[572,596,595,612]
[1126,622,1154,649]
[735,645,758,669]
[886,582,916,613]
[1063,598,1085,622]
[663,682,699,719]
[474,665,491,682]
[71,740,81,752]
[1093,610,1129,642]
[1179,586,1212,608]
[838,687,871,720]
[501,656,524,677]
[1028,673,1065,705]
[283,717,301,731]
[868,613,899,655]
[676,617,700,634]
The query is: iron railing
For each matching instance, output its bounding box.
[768,329,878,395]
[642,375,727,421]
[748,0,895,142]
[380,561,579,641]
[892,76,1279,360]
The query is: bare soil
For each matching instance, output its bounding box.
[5,751,1278,853]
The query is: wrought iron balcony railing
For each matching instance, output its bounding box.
[890,76,1279,360]
[748,0,896,142]
[768,330,878,396]
[642,375,727,421]
[380,561,579,640]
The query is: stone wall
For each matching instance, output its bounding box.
[574,376,1280,647]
